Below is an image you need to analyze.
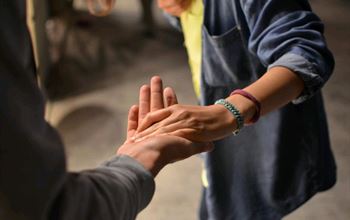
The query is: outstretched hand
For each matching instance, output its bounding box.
[118,135,213,176]
[118,76,213,177]
[125,76,178,142]
[133,103,238,143]
[126,76,237,143]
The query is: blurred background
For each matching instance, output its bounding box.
[27,0,350,219]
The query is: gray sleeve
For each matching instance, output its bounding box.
[48,156,155,220]
[0,1,154,220]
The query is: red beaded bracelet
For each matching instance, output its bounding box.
[230,89,261,124]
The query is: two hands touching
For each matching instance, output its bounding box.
[116,68,304,177]
[117,76,228,177]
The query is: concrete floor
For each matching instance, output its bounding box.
[46,0,350,219]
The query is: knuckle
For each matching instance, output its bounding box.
[189,118,203,131]
[170,104,180,110]
[176,130,187,138]
[149,111,159,120]
[140,112,147,119]
[143,113,152,122]
[188,117,199,126]
[146,112,153,119]
[176,108,190,119]
[186,127,200,136]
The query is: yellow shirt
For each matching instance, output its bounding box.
[181,0,209,188]
[180,0,204,98]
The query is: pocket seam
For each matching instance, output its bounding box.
[203,25,240,48]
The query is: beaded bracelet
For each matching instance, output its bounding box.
[215,99,244,136]
[230,89,261,124]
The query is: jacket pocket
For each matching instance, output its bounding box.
[202,25,253,87]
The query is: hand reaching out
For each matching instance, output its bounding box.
[117,134,213,176]
[118,76,212,177]
[125,76,178,142]
[128,78,240,143]
[133,103,238,143]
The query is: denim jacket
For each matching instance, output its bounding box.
[167,0,336,219]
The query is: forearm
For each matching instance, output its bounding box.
[226,66,305,123]
[134,68,305,141]
[48,156,155,220]
[237,0,334,111]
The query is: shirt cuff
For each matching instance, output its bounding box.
[101,155,155,212]
[268,53,325,104]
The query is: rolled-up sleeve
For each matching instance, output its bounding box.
[240,0,334,103]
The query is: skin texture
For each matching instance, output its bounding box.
[117,76,213,177]
[157,0,192,17]
[127,76,179,140]
[132,67,304,142]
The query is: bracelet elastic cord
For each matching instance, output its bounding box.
[230,89,261,124]
[214,99,244,136]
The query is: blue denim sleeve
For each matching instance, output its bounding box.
[240,0,334,103]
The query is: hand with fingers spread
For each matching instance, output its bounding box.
[125,76,178,143]
[157,0,192,17]
[128,76,240,143]
[129,76,261,143]
[119,76,213,177]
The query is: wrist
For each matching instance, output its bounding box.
[226,94,256,125]
[208,103,237,132]
[117,145,162,177]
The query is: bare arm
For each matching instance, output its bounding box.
[136,0,333,142]
[226,66,304,124]
[134,68,304,142]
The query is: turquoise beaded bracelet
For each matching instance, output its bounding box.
[215,99,244,135]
